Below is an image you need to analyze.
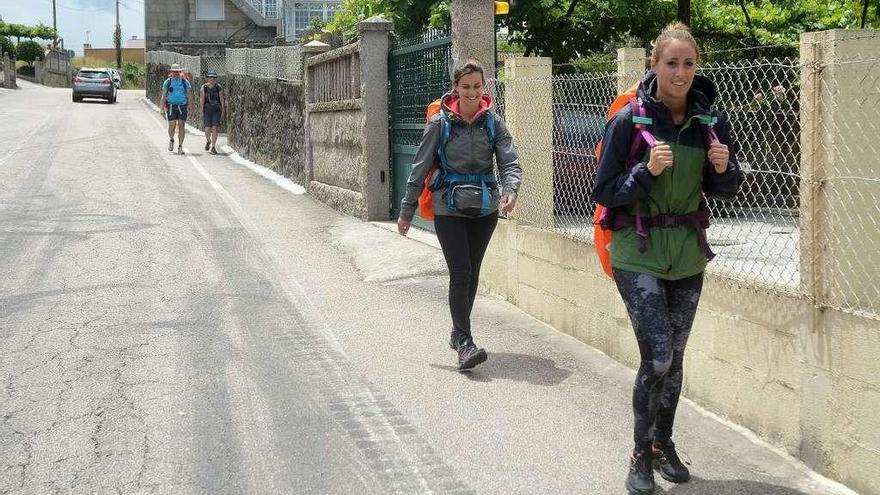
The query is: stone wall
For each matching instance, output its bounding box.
[304,18,392,221]
[0,54,14,89]
[147,61,306,184]
[225,74,306,184]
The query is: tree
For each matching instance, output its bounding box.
[0,21,57,43]
[325,0,396,43]
[114,24,122,68]
[16,40,44,67]
[679,0,691,24]
[0,35,13,58]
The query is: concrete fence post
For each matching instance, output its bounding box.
[301,40,330,186]
[504,57,554,228]
[797,30,880,491]
[356,16,393,221]
[799,29,880,314]
[617,47,646,93]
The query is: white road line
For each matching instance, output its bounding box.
[0,113,53,166]
[143,99,433,493]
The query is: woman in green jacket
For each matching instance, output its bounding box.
[591,23,743,495]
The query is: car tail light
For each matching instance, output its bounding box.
[74,77,82,83]
[101,78,111,84]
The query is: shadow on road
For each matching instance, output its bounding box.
[430,352,573,386]
[659,476,811,494]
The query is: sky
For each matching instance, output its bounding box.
[0,0,145,55]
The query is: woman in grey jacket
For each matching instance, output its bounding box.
[397,59,523,370]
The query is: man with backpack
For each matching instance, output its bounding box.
[200,71,225,155]
[158,63,192,155]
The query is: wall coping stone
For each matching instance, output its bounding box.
[308,99,363,113]
[307,42,360,67]
[357,16,393,32]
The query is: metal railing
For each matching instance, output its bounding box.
[245,0,279,18]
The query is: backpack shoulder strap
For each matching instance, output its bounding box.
[436,109,452,171]
[626,99,656,166]
[697,113,720,146]
[485,112,496,144]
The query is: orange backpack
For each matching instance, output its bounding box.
[416,98,497,220]
[593,82,641,278]
[417,99,444,220]
[593,82,719,279]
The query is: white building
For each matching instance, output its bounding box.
[282,0,342,41]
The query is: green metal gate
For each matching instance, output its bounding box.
[389,29,452,230]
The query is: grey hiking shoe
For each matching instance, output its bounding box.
[626,447,655,494]
[457,343,487,370]
[653,441,690,483]
[168,139,174,152]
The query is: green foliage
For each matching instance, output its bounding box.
[325,0,445,41]
[325,0,396,43]
[15,40,44,67]
[0,21,57,40]
[0,35,14,57]
[121,61,145,89]
[427,1,450,28]
[324,0,878,63]
[496,36,525,53]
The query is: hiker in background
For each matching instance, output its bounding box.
[200,71,225,155]
[158,63,192,155]
[397,59,522,371]
[591,23,742,495]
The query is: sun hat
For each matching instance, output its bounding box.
[206,71,218,78]
[170,63,183,72]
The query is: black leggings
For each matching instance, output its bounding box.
[613,268,704,448]
[434,212,499,347]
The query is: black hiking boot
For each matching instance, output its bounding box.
[205,140,211,151]
[653,441,690,483]
[177,145,184,155]
[457,343,487,370]
[625,447,655,494]
[168,139,174,152]
[210,147,218,155]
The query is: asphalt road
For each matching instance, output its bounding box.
[0,81,858,495]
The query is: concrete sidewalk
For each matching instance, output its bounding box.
[137,97,859,494]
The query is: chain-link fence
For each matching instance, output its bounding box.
[202,56,227,76]
[146,51,202,75]
[807,53,880,317]
[226,46,303,80]
[498,53,880,318]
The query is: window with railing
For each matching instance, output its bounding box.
[283,0,341,41]
[244,0,279,19]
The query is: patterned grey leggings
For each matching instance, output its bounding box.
[613,269,704,449]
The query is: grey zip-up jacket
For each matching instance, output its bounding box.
[399,94,522,221]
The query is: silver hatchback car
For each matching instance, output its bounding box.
[72,68,117,103]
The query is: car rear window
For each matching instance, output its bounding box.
[78,71,110,79]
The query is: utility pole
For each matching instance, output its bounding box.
[52,0,58,47]
[114,0,122,68]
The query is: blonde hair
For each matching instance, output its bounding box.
[651,22,700,65]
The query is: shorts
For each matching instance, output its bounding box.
[166,103,188,121]
[203,106,222,128]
